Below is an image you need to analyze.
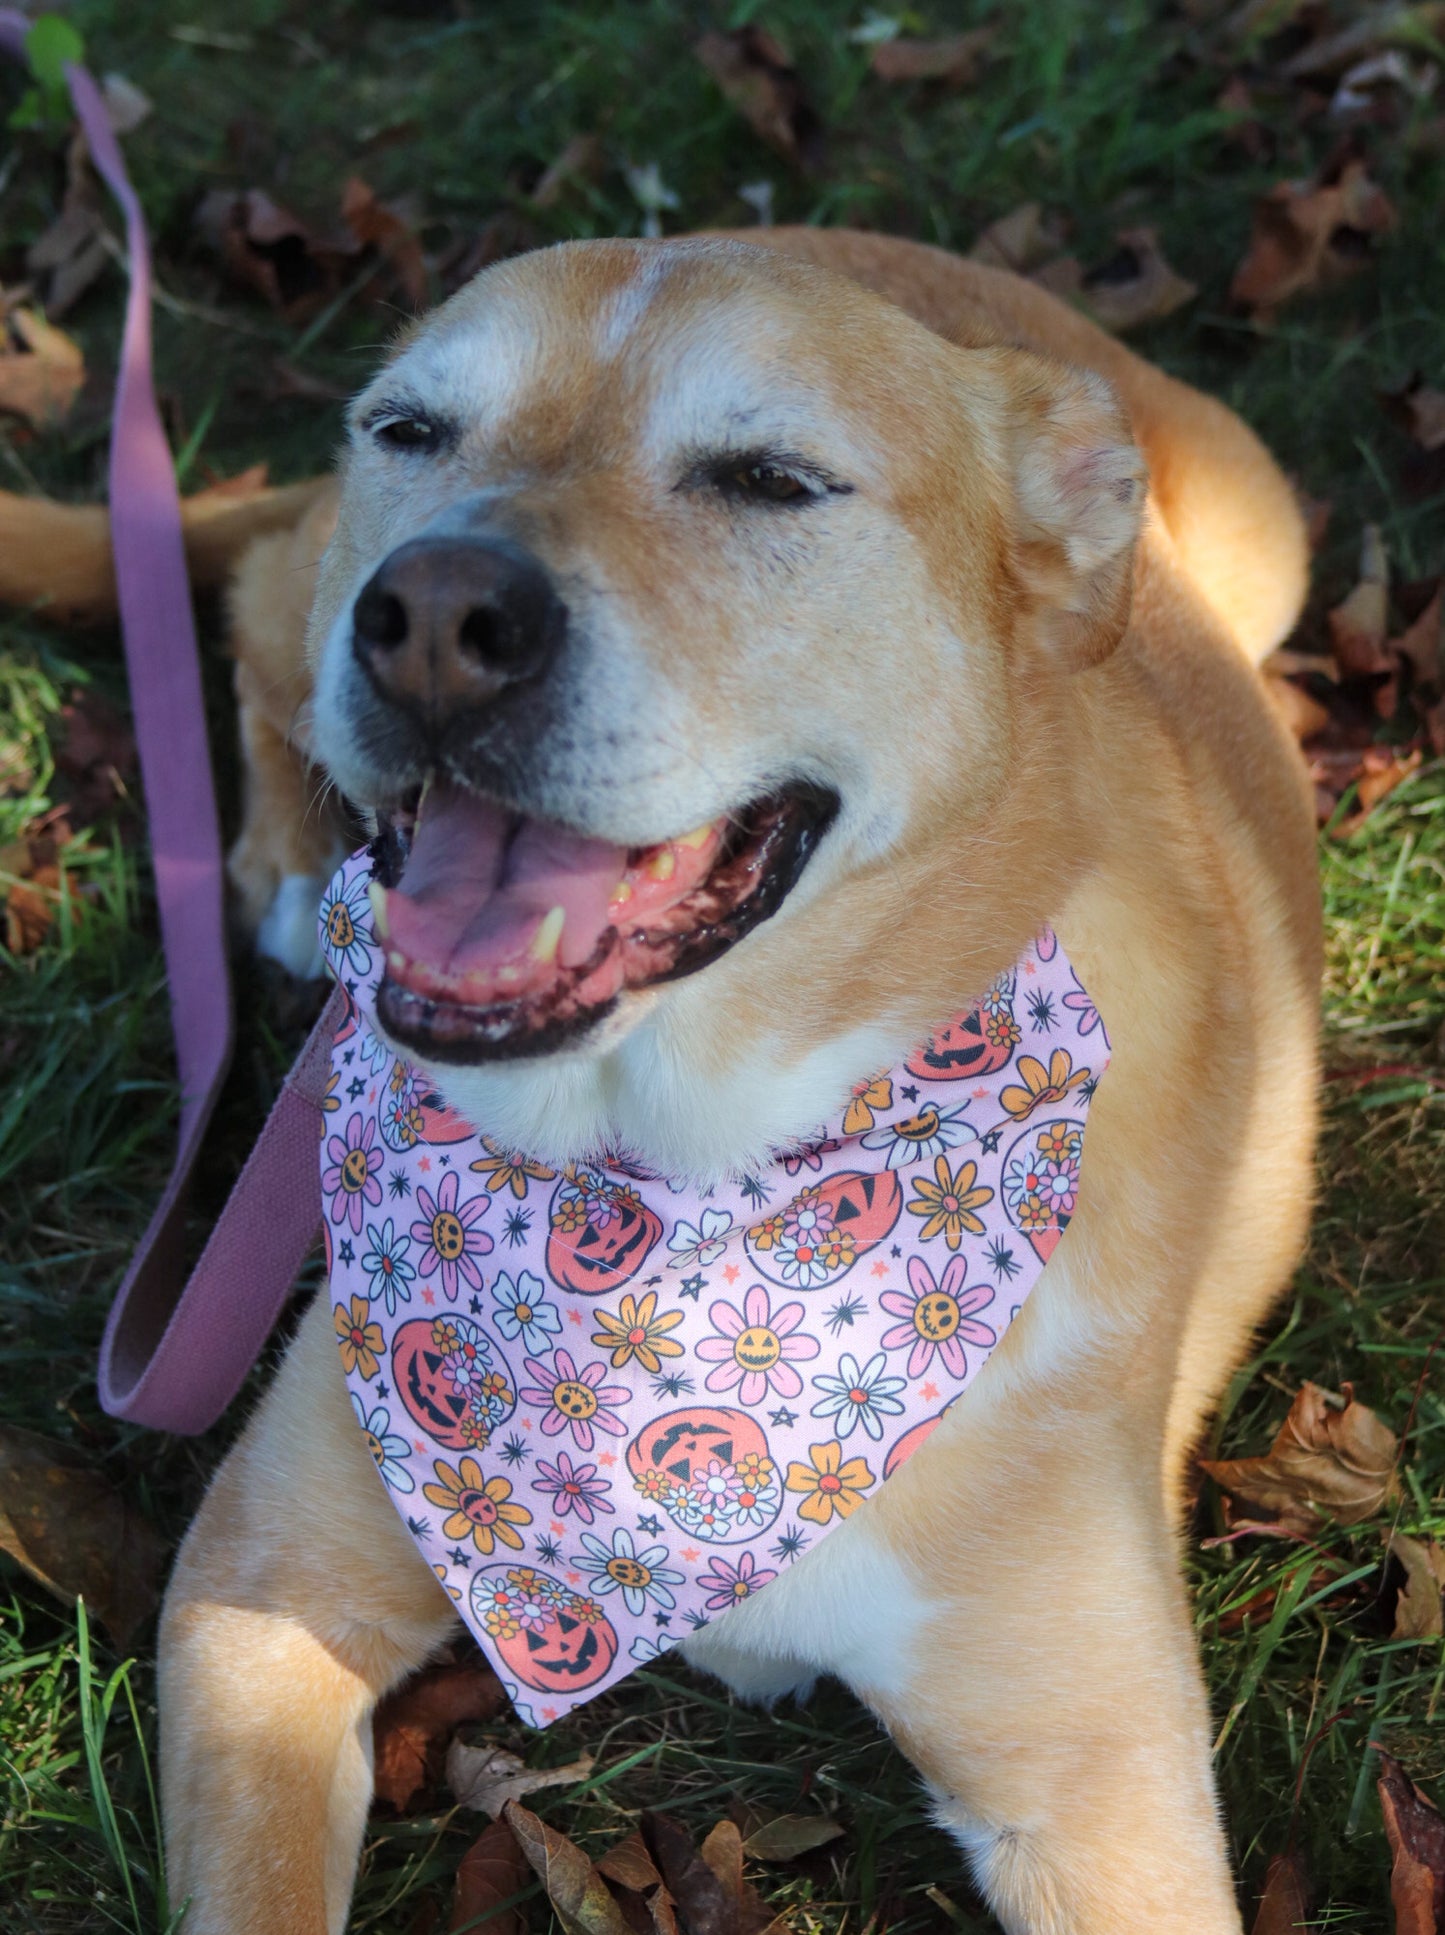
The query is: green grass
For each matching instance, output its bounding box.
[2,1,1443,1928]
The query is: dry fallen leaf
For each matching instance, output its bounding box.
[1328,523,1392,678]
[869,29,996,87]
[1251,1850,1312,1935]
[741,1814,845,1862]
[27,130,111,319]
[1265,674,1332,741]
[969,202,1070,274]
[1031,229,1196,331]
[1200,1382,1399,1536]
[341,175,428,312]
[0,306,85,427]
[372,1657,508,1813]
[530,133,609,211]
[0,1425,163,1647]
[1231,153,1397,316]
[695,27,823,170]
[450,1815,531,1935]
[1395,584,1443,687]
[1333,747,1422,835]
[447,1739,595,1817]
[505,1799,631,1935]
[597,1831,678,1934]
[1381,374,1445,453]
[646,1811,775,1935]
[1389,1533,1445,1640]
[1378,1752,1445,1935]
[194,187,345,319]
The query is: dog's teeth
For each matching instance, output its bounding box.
[676,823,714,849]
[611,878,634,905]
[388,950,406,971]
[530,905,565,964]
[646,848,677,881]
[366,881,391,939]
[498,964,521,985]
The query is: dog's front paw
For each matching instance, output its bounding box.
[255,871,330,979]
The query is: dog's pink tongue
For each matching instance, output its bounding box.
[384,783,626,981]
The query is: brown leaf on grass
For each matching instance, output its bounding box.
[194,187,344,319]
[1395,584,1443,686]
[1381,374,1445,453]
[447,1739,594,1817]
[1230,153,1397,315]
[969,202,1070,274]
[450,1816,531,1935]
[1328,523,1391,677]
[27,131,110,320]
[695,28,824,170]
[597,1832,678,1934]
[505,1800,631,1935]
[1332,747,1423,834]
[1074,227,1197,330]
[529,134,609,211]
[1200,1382,1399,1535]
[1377,1752,1445,1935]
[1389,1533,1445,1640]
[371,1658,508,1813]
[55,691,136,827]
[1264,673,1332,742]
[0,1426,163,1647]
[741,1814,845,1862]
[0,307,85,427]
[1218,74,1274,163]
[341,176,428,312]
[645,1812,774,1935]
[869,29,996,87]
[1251,1850,1312,1934]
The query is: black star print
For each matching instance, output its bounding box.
[345,977,357,995]
[680,1273,706,1301]
[769,1406,798,1428]
[448,1546,472,1569]
[469,1295,483,1315]
[338,1240,354,1265]
[347,1077,364,1100]
[343,1049,355,1066]
[439,1152,451,1166]
[638,1514,663,1537]
[653,1612,672,1628]
[900,1083,918,1102]
[375,1381,389,1401]
[980,1128,1002,1154]
[890,1244,902,1258]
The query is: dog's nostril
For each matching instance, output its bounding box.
[354,585,409,651]
[458,604,500,662]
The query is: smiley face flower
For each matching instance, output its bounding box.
[696,1283,820,1405]
[422,1459,531,1555]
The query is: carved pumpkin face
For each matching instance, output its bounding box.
[1000,1117,1084,1264]
[469,1566,618,1693]
[735,1326,782,1371]
[379,1063,475,1151]
[546,1170,663,1294]
[626,1404,781,1543]
[906,996,1020,1083]
[391,1316,515,1450]
[746,1168,901,1290]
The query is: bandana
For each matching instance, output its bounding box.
[318,847,1109,1727]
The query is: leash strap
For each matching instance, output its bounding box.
[0,14,326,1430]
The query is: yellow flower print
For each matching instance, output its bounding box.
[907,1155,994,1250]
[784,1440,876,1525]
[469,1138,557,1198]
[843,1073,893,1135]
[1000,1049,1090,1121]
[422,1459,532,1555]
[1035,1122,1082,1165]
[752,1213,786,1252]
[591,1290,685,1372]
[334,1295,384,1379]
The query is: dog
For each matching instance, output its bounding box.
[6,228,1321,1932]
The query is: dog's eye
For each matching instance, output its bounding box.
[723,461,811,504]
[372,416,441,452]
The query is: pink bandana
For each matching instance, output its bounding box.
[318,848,1109,1727]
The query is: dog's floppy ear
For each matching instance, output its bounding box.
[1002,355,1145,670]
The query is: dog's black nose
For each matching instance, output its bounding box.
[351,535,566,722]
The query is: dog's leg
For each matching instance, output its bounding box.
[159,1291,460,1935]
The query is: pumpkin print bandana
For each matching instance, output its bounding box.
[318,847,1110,1727]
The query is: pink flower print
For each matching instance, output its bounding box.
[689,1458,743,1511]
[519,1348,631,1451]
[782,1137,840,1177]
[534,1451,615,1524]
[881,1256,996,1380]
[784,1187,834,1243]
[696,1283,820,1405]
[697,1550,778,1613]
[409,1171,493,1302]
[322,1113,383,1234]
[1062,983,1102,1036]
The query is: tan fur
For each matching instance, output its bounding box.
[8,232,1318,1933]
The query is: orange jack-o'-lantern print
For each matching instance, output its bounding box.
[469,1565,618,1693]
[546,1167,664,1294]
[626,1405,782,1542]
[746,1169,901,1290]
[391,1315,515,1451]
[907,974,1021,1083]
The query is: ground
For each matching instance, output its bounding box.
[1,2,1443,1930]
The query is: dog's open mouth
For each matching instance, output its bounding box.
[368,779,838,1061]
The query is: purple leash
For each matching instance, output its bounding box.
[1,14,334,1432]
